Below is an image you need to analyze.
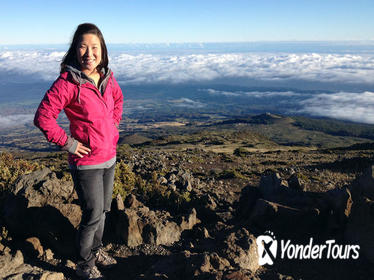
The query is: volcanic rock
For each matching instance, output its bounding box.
[222,228,260,273]
[24,237,43,258]
[249,199,321,238]
[344,196,374,263]
[353,165,374,200]
[0,249,63,280]
[115,195,200,247]
[2,168,81,257]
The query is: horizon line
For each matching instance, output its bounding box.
[1,40,374,47]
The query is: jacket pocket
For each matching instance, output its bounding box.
[71,123,89,146]
[113,122,120,146]
[88,120,113,156]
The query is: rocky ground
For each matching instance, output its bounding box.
[1,114,374,279]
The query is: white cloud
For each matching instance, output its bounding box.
[203,89,241,96]
[0,51,63,81]
[201,88,300,97]
[110,52,374,85]
[0,114,34,128]
[1,50,374,85]
[297,91,374,124]
[168,98,205,108]
[243,91,300,97]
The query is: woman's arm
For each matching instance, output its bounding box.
[111,75,124,127]
[34,77,90,157]
[34,77,71,147]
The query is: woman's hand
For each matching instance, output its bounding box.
[73,141,91,158]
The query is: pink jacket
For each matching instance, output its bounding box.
[34,69,123,167]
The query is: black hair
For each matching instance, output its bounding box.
[61,23,108,73]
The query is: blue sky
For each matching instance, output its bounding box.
[1,0,373,44]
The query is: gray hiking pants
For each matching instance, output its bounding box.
[71,163,115,268]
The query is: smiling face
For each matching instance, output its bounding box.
[76,33,102,75]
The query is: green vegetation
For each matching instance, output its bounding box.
[112,161,192,212]
[135,171,191,212]
[234,147,250,157]
[0,152,41,192]
[218,169,246,179]
[113,160,136,199]
[293,116,374,140]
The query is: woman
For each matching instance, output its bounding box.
[34,23,123,280]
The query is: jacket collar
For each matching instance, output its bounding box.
[64,63,112,92]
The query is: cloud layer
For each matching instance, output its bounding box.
[202,88,300,98]
[168,98,206,108]
[1,50,374,125]
[1,50,374,85]
[0,51,64,82]
[111,53,374,85]
[201,88,374,124]
[298,91,374,124]
[0,114,34,128]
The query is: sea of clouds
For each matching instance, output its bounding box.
[0,114,34,128]
[200,88,374,124]
[1,48,374,124]
[298,91,374,124]
[1,50,374,85]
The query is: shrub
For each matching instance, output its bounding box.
[114,162,192,213]
[136,173,192,213]
[0,152,40,192]
[233,147,250,157]
[113,160,136,198]
[218,169,246,179]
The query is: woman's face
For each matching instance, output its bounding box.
[76,33,102,74]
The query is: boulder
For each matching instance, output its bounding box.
[208,252,231,271]
[224,271,251,280]
[158,176,168,185]
[0,250,24,278]
[202,194,217,211]
[40,272,64,280]
[167,173,177,183]
[257,171,323,209]
[138,208,174,245]
[179,208,199,231]
[115,195,200,247]
[54,202,82,228]
[236,185,260,218]
[259,171,287,198]
[24,237,43,258]
[2,168,80,257]
[352,165,374,200]
[168,183,177,192]
[197,252,231,273]
[0,250,62,280]
[139,250,228,279]
[176,171,194,192]
[124,193,141,209]
[116,207,144,247]
[115,193,125,211]
[222,228,260,273]
[323,187,352,234]
[237,170,352,240]
[288,173,306,191]
[43,249,55,261]
[10,167,74,206]
[249,199,322,239]
[344,196,374,263]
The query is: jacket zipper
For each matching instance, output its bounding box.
[84,81,109,109]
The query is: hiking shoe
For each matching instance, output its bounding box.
[95,249,117,268]
[76,264,104,280]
